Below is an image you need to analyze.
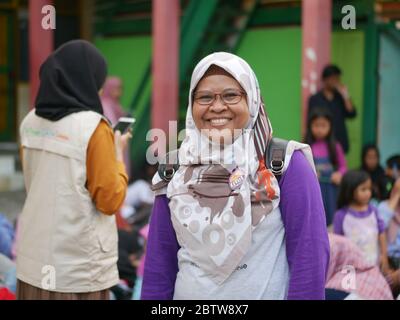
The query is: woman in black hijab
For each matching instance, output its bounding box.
[17,40,131,300]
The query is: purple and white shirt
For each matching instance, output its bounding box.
[333,205,385,265]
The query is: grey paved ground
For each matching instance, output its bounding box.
[0,190,26,223]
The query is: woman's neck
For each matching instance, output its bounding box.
[349,202,369,212]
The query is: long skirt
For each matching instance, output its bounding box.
[16,280,110,300]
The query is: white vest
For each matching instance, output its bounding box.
[17,110,119,293]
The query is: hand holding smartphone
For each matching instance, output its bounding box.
[113,117,136,134]
[113,117,135,161]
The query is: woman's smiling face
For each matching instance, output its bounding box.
[192,66,250,143]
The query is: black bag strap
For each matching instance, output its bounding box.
[151,150,180,191]
[266,137,289,181]
[152,137,289,190]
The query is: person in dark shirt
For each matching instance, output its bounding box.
[308,65,357,153]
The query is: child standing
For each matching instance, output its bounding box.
[306,107,348,225]
[333,170,390,273]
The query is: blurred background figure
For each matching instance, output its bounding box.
[110,228,141,300]
[101,76,131,177]
[361,144,389,202]
[326,233,393,300]
[0,213,14,260]
[101,77,125,125]
[0,253,16,300]
[121,163,157,227]
[377,178,400,297]
[385,155,400,195]
[333,170,388,269]
[308,65,357,154]
[333,170,400,298]
[112,163,156,300]
[306,107,347,225]
[132,224,149,300]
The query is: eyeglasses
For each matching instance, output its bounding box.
[193,89,246,106]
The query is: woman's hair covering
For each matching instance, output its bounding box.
[35,40,107,121]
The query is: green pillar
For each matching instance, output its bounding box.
[362,1,379,145]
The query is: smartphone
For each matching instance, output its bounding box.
[113,117,136,134]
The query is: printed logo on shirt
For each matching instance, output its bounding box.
[23,127,70,141]
[189,262,248,272]
[235,264,247,271]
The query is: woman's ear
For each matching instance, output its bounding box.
[98,88,104,96]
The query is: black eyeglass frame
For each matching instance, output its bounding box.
[192,89,247,106]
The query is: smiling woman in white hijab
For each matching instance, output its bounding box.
[141,52,329,300]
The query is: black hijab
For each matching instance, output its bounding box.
[35,40,107,121]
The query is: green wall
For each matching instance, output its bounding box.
[237,27,302,141]
[377,30,400,164]
[94,36,152,112]
[238,27,365,169]
[331,30,365,169]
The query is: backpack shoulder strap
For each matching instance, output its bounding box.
[151,150,180,191]
[266,137,289,180]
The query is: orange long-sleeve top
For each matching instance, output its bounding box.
[21,119,128,215]
[86,119,128,215]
